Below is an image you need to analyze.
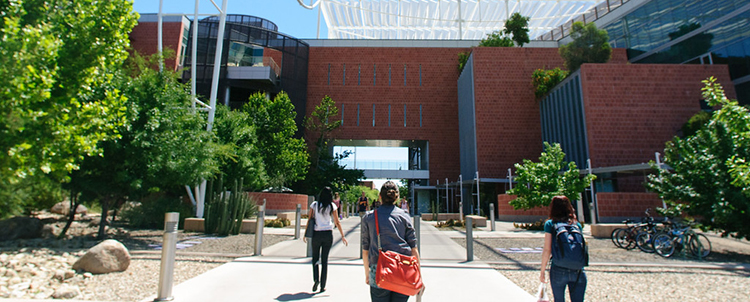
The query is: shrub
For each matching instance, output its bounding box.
[436,219,469,228]
[531,67,569,99]
[120,195,194,229]
[513,219,546,231]
[558,22,611,71]
[479,30,514,47]
[264,218,290,228]
[458,51,470,72]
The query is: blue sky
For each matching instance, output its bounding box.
[132,0,328,39]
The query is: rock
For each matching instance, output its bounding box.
[64,270,75,280]
[0,217,43,241]
[72,239,130,274]
[0,286,8,298]
[41,225,59,239]
[53,270,66,281]
[52,285,80,299]
[82,272,93,279]
[51,202,87,215]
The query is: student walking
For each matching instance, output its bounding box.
[361,181,421,301]
[539,196,588,302]
[303,187,348,293]
[333,192,342,219]
[358,191,369,216]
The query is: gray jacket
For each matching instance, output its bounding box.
[361,205,417,265]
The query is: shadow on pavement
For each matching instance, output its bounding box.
[275,292,320,301]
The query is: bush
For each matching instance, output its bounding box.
[458,51,470,72]
[120,195,194,229]
[532,67,569,99]
[436,219,469,228]
[264,218,290,228]
[514,219,546,231]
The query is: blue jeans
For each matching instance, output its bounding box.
[550,265,586,302]
[370,286,409,302]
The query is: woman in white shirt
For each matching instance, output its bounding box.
[303,186,348,293]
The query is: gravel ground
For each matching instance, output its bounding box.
[0,214,292,301]
[452,236,750,301]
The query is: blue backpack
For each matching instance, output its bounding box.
[551,222,588,270]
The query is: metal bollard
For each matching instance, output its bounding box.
[254,199,266,256]
[489,203,496,231]
[466,216,473,262]
[155,212,179,301]
[414,215,421,252]
[294,204,301,239]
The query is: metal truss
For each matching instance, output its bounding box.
[301,0,601,40]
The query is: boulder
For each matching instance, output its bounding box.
[72,239,130,274]
[50,202,87,215]
[52,285,80,299]
[0,217,43,241]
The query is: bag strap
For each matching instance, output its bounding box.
[374,209,382,251]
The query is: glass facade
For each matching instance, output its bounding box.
[603,0,750,104]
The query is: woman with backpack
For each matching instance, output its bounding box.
[539,196,588,302]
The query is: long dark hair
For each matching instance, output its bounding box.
[549,195,576,223]
[379,181,399,206]
[317,186,334,215]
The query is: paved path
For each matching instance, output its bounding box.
[148,216,535,302]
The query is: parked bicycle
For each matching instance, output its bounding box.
[652,220,712,258]
[611,209,656,250]
[634,210,669,253]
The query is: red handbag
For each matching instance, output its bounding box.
[374,210,423,296]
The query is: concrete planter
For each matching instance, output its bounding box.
[183,218,258,234]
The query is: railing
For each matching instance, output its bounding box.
[537,0,630,41]
[339,159,410,170]
[227,56,281,77]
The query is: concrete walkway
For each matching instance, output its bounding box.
[151,216,535,302]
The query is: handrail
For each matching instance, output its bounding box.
[537,0,630,41]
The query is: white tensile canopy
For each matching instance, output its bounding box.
[299,0,602,40]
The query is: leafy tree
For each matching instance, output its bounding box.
[647,78,750,239]
[504,12,531,47]
[301,96,364,195]
[531,67,570,99]
[681,111,711,137]
[507,142,596,210]
[243,92,308,189]
[69,66,220,238]
[212,105,267,191]
[458,51,470,72]
[0,0,138,183]
[478,30,514,47]
[559,22,612,72]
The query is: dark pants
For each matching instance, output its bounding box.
[370,286,409,302]
[550,265,586,302]
[311,230,333,289]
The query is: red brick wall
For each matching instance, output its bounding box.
[580,64,735,167]
[496,194,548,222]
[470,48,628,179]
[247,192,309,214]
[130,21,185,71]
[596,192,664,222]
[306,47,467,183]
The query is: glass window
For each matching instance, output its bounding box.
[727,42,749,78]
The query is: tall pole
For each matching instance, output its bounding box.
[508,168,513,190]
[206,0,228,132]
[157,0,164,72]
[457,0,463,39]
[587,159,597,224]
[475,171,480,215]
[191,0,199,110]
[445,178,449,213]
[459,175,463,219]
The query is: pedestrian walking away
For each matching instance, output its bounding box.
[539,196,588,302]
[358,191,369,217]
[361,181,423,302]
[303,186,348,293]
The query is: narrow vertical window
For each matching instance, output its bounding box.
[357,104,360,126]
[341,104,345,126]
[373,64,377,86]
[388,105,391,127]
[419,105,423,127]
[372,104,376,127]
[327,64,331,85]
[358,64,361,85]
[419,64,422,86]
[343,64,346,86]
[403,104,407,127]
[404,65,407,86]
[388,64,392,86]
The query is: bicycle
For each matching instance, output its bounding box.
[610,209,655,250]
[633,209,668,253]
[652,220,712,259]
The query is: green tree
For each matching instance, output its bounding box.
[243,92,308,189]
[531,67,570,99]
[301,96,363,195]
[507,142,596,210]
[69,66,220,238]
[558,22,612,72]
[478,30,514,47]
[681,111,712,137]
[504,12,531,47]
[0,0,137,183]
[212,105,267,191]
[647,78,750,239]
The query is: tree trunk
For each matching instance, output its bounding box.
[58,191,81,239]
[97,197,110,239]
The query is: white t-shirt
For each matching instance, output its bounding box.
[311,201,338,231]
